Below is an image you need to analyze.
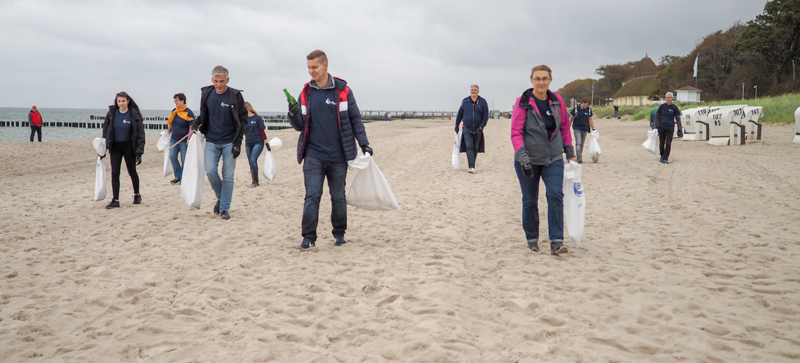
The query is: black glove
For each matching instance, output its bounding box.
[136,154,142,165]
[455,125,460,133]
[361,144,373,156]
[232,145,241,159]
[288,102,301,116]
[265,142,271,152]
[521,162,535,179]
[677,130,683,137]
[477,126,483,133]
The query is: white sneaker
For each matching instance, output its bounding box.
[468,168,475,174]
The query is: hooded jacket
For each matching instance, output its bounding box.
[511,89,575,166]
[288,76,369,164]
[102,106,146,154]
[192,86,248,149]
[455,96,489,134]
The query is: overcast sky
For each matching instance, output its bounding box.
[0,0,769,112]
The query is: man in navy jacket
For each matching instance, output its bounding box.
[654,92,682,164]
[455,84,489,174]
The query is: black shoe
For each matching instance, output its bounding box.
[220,210,230,220]
[550,242,568,256]
[577,158,582,164]
[170,178,180,184]
[299,239,315,250]
[213,200,220,215]
[334,236,347,246]
[133,194,142,204]
[527,241,539,252]
[106,200,120,209]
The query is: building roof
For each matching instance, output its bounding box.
[613,76,659,98]
[676,86,703,92]
[625,56,660,82]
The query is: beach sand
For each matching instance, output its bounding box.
[1,117,799,362]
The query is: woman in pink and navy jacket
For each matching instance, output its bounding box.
[511,64,576,256]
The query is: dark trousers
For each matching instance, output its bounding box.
[658,128,673,159]
[514,159,565,243]
[30,126,42,142]
[464,131,482,168]
[302,157,348,241]
[110,142,140,201]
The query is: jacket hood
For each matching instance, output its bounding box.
[519,88,559,108]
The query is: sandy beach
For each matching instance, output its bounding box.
[1,116,799,362]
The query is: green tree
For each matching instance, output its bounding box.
[556,79,596,106]
[594,62,635,102]
[735,0,800,88]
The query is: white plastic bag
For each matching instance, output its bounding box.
[263,150,277,181]
[451,130,461,170]
[181,131,205,208]
[92,137,106,155]
[93,156,107,201]
[347,151,401,211]
[157,131,171,151]
[268,137,283,151]
[642,129,658,154]
[588,129,601,162]
[563,160,585,247]
[163,148,173,177]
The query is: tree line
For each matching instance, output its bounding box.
[558,0,800,105]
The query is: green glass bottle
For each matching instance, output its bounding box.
[283,89,297,106]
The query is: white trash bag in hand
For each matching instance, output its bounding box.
[156,131,171,151]
[262,137,282,181]
[347,150,401,211]
[588,129,601,162]
[92,137,107,201]
[563,160,585,247]
[181,131,205,209]
[642,129,658,154]
[451,130,462,170]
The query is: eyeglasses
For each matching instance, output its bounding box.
[532,77,551,83]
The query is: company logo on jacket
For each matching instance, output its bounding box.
[122,119,131,124]
[325,98,335,105]
[220,102,230,108]
[546,110,553,116]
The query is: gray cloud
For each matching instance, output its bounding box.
[0,0,769,112]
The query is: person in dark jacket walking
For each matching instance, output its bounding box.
[191,65,247,219]
[167,93,194,185]
[288,50,372,251]
[455,85,489,173]
[102,91,145,209]
[28,106,43,142]
[244,102,270,187]
[654,92,682,164]
[510,65,576,255]
[569,99,595,163]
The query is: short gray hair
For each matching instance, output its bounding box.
[211,65,229,78]
[665,92,674,97]
[470,84,479,90]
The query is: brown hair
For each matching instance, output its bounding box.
[114,91,142,118]
[307,50,328,64]
[244,102,257,116]
[530,65,552,79]
[173,93,186,103]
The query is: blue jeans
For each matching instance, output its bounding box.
[302,157,348,241]
[204,141,236,213]
[514,158,564,243]
[245,142,264,172]
[169,138,187,180]
[463,131,482,168]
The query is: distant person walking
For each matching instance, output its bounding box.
[613,105,619,118]
[654,92,682,164]
[191,65,247,220]
[244,102,270,187]
[511,65,576,256]
[570,99,595,163]
[102,92,145,209]
[454,84,489,174]
[167,93,195,185]
[28,106,43,142]
[287,49,372,250]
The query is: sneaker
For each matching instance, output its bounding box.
[170,178,180,184]
[106,200,120,209]
[213,200,220,215]
[663,159,669,164]
[468,168,476,174]
[550,242,568,256]
[299,239,315,250]
[334,236,347,246]
[220,210,230,220]
[527,241,539,252]
[591,155,599,163]
[133,194,142,205]
[577,158,582,164]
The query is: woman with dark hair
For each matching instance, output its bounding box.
[244,101,269,187]
[511,65,576,255]
[102,91,146,209]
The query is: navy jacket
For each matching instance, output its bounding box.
[655,103,682,130]
[455,96,489,134]
[192,86,248,149]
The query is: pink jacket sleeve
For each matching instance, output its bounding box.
[555,93,573,147]
[511,97,526,152]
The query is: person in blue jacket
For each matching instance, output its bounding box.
[654,92,682,164]
[569,99,595,163]
[455,84,489,174]
[167,93,194,185]
[244,102,270,187]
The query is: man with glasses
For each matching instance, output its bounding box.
[455,84,489,174]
